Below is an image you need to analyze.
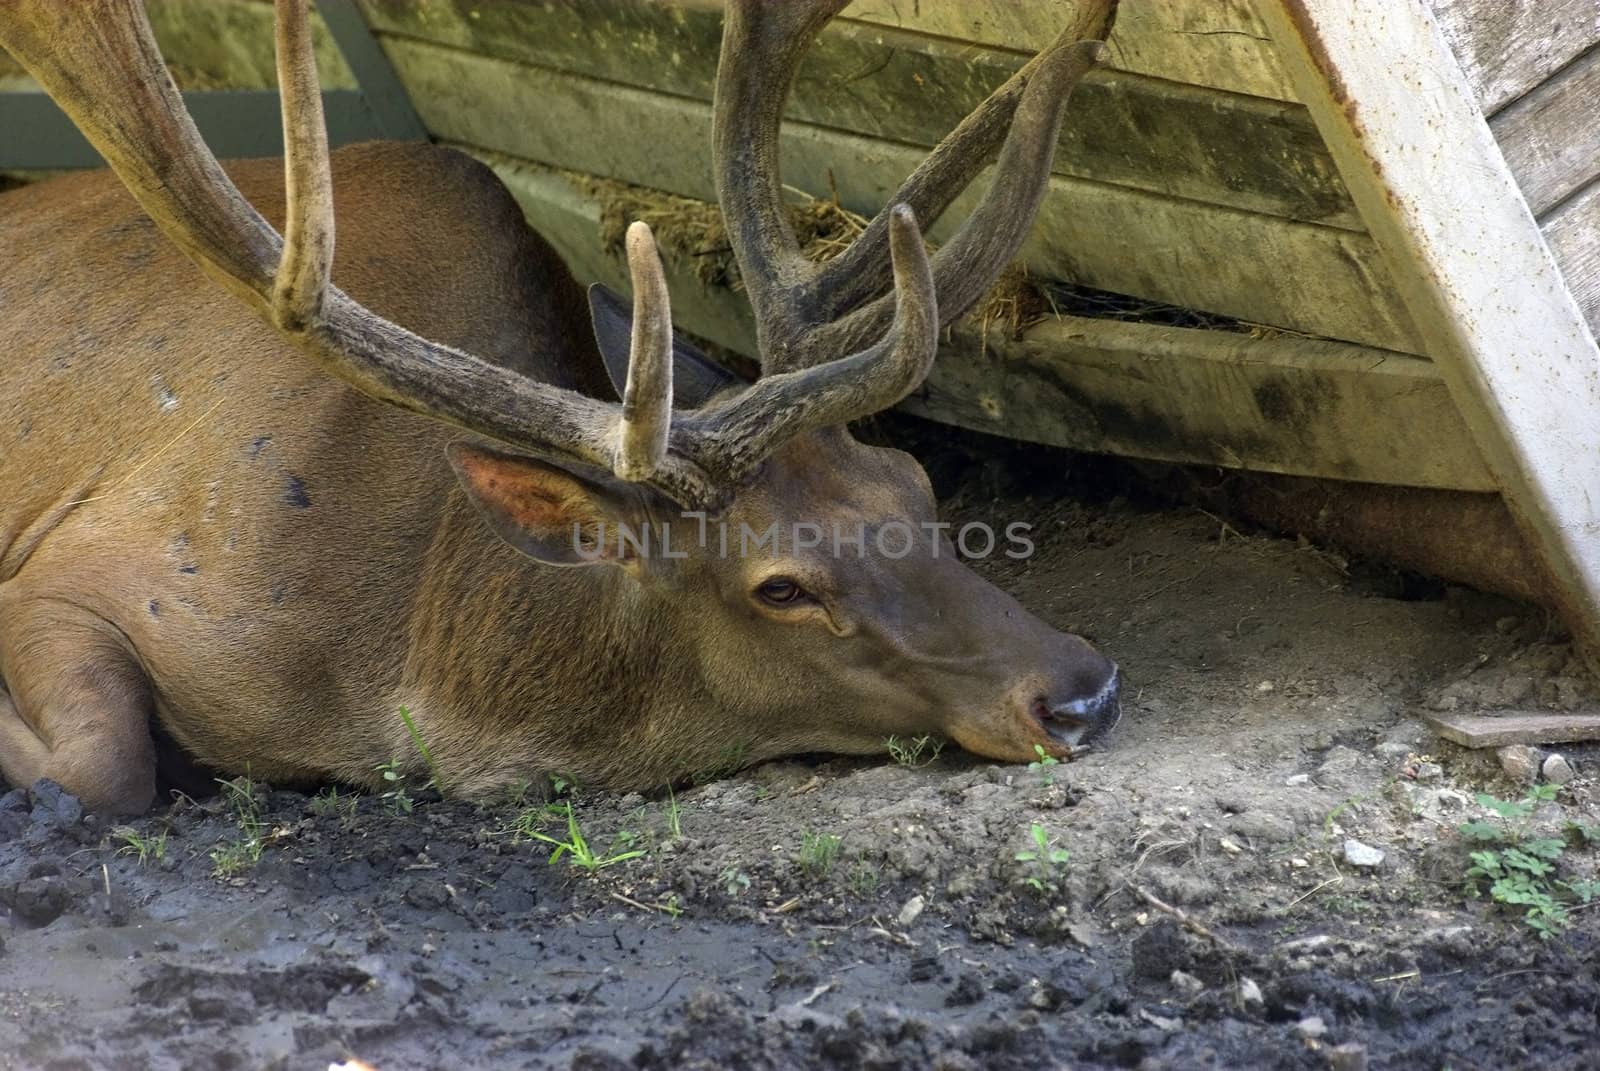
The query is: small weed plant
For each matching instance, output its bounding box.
[847,854,882,898]
[1459,784,1600,938]
[210,776,267,878]
[309,786,359,825]
[1015,821,1070,894]
[516,802,645,872]
[1028,745,1059,786]
[885,734,946,768]
[397,706,445,794]
[663,784,684,839]
[111,826,167,866]
[721,867,752,898]
[799,831,842,880]
[375,758,414,816]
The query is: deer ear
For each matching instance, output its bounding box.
[446,442,644,568]
[588,282,743,409]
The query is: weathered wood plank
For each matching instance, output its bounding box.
[482,154,1489,492]
[1490,45,1600,216]
[1543,178,1600,334]
[385,38,1421,352]
[143,0,355,89]
[836,0,1300,102]
[906,318,1491,491]
[1425,711,1600,748]
[475,156,761,358]
[1261,0,1600,664]
[1429,0,1600,115]
[353,0,1357,227]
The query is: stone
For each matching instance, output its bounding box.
[1169,970,1205,997]
[1238,977,1264,1006]
[1296,1016,1327,1039]
[1497,744,1544,783]
[1285,773,1313,788]
[1229,811,1296,843]
[11,876,72,927]
[1542,753,1576,785]
[1412,761,1444,782]
[1328,1042,1368,1071]
[897,895,926,928]
[1342,839,1385,868]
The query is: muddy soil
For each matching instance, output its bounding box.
[4,429,1600,1070]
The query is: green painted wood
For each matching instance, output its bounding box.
[358,0,1359,228]
[390,40,1421,352]
[482,155,1488,491]
[144,0,356,89]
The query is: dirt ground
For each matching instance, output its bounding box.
[3,426,1599,1071]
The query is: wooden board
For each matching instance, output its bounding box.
[905,318,1490,491]
[383,37,1422,352]
[1261,0,1600,663]
[1425,711,1600,748]
[1543,178,1600,334]
[480,154,1491,492]
[836,0,1300,102]
[355,0,1358,228]
[143,0,355,89]
[1428,0,1600,115]
[1489,46,1600,217]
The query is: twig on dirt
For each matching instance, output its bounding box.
[610,891,681,917]
[867,926,919,949]
[102,863,111,898]
[445,883,488,931]
[800,982,834,1006]
[1196,508,1243,545]
[772,897,802,914]
[1126,883,1246,958]
[639,972,687,1010]
[1373,970,1420,983]
[1284,875,1343,910]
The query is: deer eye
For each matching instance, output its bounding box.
[755,577,806,606]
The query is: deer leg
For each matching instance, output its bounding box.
[0,620,157,815]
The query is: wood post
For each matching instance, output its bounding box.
[1259,0,1600,666]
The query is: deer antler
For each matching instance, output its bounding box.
[713,0,1115,372]
[0,0,1109,509]
[0,0,945,512]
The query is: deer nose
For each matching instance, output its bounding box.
[1034,665,1121,747]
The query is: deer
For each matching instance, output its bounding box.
[0,0,1121,814]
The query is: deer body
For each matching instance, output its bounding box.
[0,0,1121,813]
[3,144,791,796]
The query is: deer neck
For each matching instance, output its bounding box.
[396,493,715,793]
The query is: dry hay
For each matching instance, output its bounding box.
[585,175,1047,340]
[586,175,1323,345]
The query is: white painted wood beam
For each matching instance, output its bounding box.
[1259,0,1600,663]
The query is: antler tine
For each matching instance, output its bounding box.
[0,0,280,302]
[0,0,728,509]
[803,4,1115,340]
[271,0,334,330]
[681,205,937,477]
[712,0,850,365]
[799,31,1108,364]
[613,223,674,481]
